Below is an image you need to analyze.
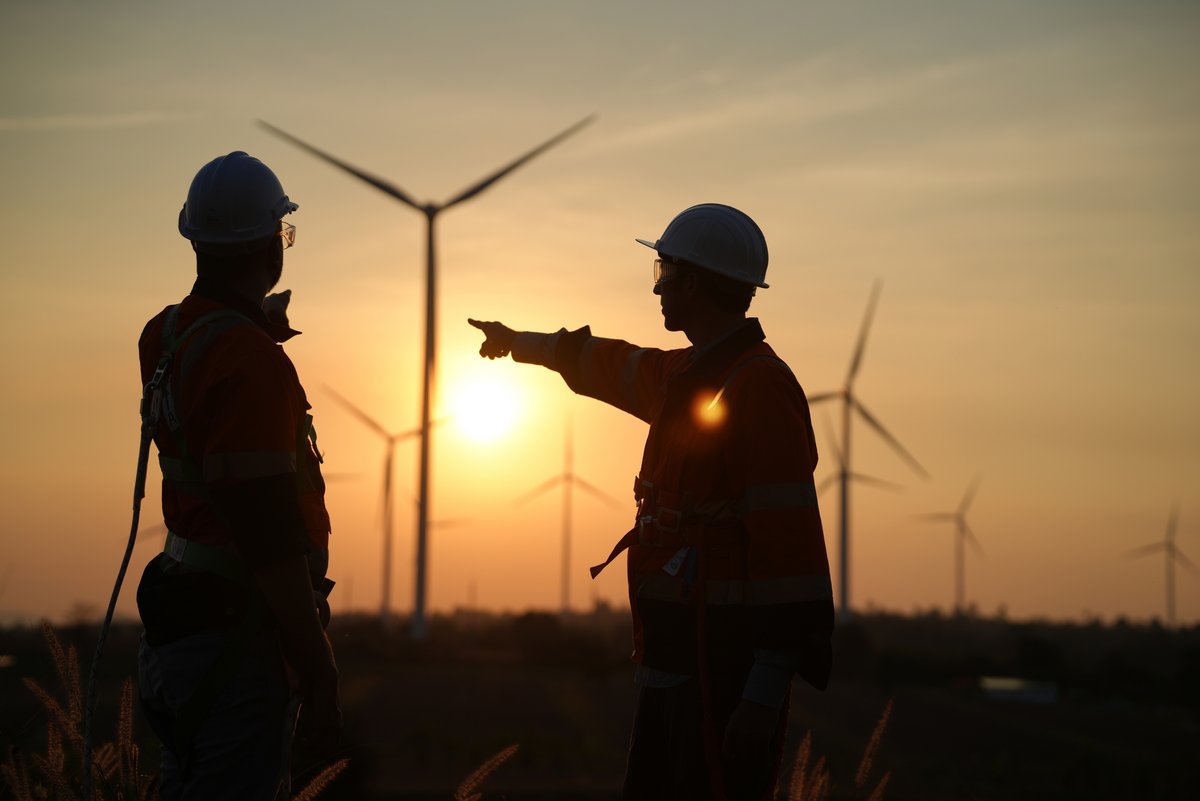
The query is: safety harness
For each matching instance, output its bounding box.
[589,351,796,801]
[152,305,277,765]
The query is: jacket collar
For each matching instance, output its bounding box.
[688,318,765,378]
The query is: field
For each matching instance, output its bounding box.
[2,609,1198,800]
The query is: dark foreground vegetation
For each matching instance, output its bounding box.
[2,607,1197,800]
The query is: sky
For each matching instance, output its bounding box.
[1,0,1198,626]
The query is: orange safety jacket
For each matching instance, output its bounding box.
[138,282,330,563]
[555,319,833,689]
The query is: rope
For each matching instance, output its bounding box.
[83,379,160,801]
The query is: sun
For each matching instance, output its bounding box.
[446,372,522,443]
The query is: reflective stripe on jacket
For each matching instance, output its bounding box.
[555,318,833,689]
[138,287,331,553]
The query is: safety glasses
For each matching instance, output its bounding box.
[279,221,296,249]
[653,257,682,289]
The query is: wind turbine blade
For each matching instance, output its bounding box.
[848,472,904,492]
[322,385,392,440]
[846,279,882,386]
[806,391,839,405]
[573,476,623,508]
[388,425,424,444]
[960,474,983,515]
[851,397,930,479]
[1125,542,1165,559]
[963,523,985,557]
[1166,501,1179,544]
[258,120,423,210]
[1175,548,1198,577]
[514,475,567,506]
[913,512,957,522]
[816,474,839,496]
[440,114,596,210]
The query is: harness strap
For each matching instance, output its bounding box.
[589,523,640,579]
[163,531,250,585]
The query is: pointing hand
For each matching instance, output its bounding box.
[468,318,516,359]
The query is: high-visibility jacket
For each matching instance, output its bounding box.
[550,318,833,689]
[138,281,330,561]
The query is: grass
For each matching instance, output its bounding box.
[0,623,356,801]
[2,622,154,800]
[783,699,893,801]
[3,622,892,800]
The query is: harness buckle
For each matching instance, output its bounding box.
[637,514,661,546]
[656,506,682,534]
[147,355,172,393]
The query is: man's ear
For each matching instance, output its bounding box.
[682,270,700,298]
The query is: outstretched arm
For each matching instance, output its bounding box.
[467,317,684,422]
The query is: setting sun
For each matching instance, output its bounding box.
[446,373,523,443]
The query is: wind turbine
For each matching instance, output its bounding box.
[515,412,621,616]
[1127,502,1196,627]
[915,475,984,615]
[816,412,904,499]
[260,115,595,639]
[323,386,422,627]
[808,280,929,617]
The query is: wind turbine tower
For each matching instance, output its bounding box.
[1127,502,1195,627]
[323,386,422,627]
[808,280,928,617]
[915,475,984,614]
[262,115,594,638]
[515,412,620,616]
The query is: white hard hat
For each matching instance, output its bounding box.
[636,203,769,289]
[178,151,298,245]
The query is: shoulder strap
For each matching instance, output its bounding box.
[155,306,256,493]
[160,306,255,433]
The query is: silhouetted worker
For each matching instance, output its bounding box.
[136,151,341,800]
[469,203,834,801]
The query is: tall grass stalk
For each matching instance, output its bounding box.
[454,744,519,801]
[2,622,156,801]
[782,699,893,801]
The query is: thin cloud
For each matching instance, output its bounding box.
[586,61,968,156]
[0,110,204,132]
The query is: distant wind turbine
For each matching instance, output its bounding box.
[1127,502,1196,627]
[808,280,929,617]
[816,412,904,498]
[915,475,984,615]
[260,114,595,639]
[515,413,621,615]
[323,385,422,628]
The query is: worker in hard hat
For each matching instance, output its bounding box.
[135,152,341,800]
[470,204,833,801]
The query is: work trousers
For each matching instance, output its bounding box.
[138,629,297,801]
[622,672,786,801]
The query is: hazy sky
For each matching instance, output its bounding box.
[2,0,1197,625]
